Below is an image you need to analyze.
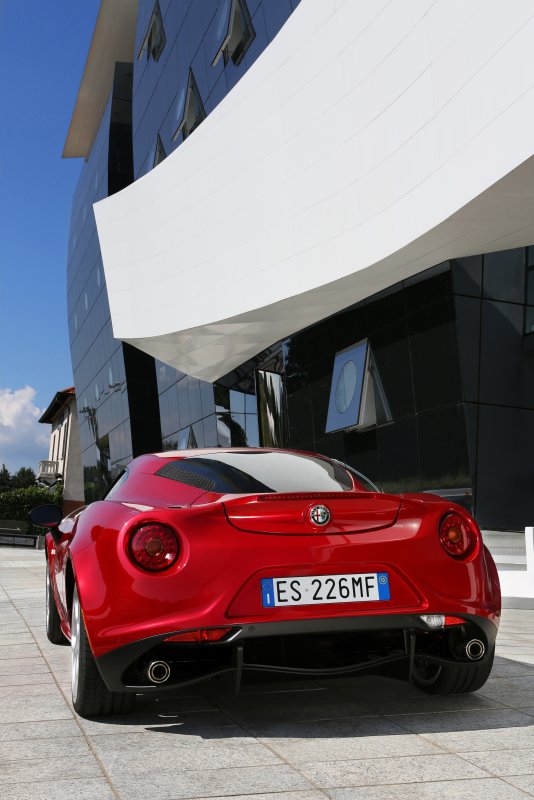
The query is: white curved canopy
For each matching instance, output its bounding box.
[95,0,534,381]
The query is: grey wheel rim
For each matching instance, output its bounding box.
[71,590,81,704]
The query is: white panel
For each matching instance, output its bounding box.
[95,0,534,381]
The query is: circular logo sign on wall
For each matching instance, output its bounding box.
[309,505,331,526]
[335,359,358,413]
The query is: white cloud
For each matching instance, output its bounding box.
[0,386,49,473]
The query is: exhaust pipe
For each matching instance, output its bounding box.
[465,639,485,661]
[147,660,171,684]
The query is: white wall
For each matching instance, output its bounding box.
[95,0,534,381]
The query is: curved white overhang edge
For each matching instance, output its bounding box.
[94,0,534,381]
[64,0,138,159]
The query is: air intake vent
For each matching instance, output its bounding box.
[156,463,215,492]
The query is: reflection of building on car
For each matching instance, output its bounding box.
[425,488,473,513]
[32,448,500,718]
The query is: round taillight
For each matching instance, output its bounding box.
[439,512,477,559]
[129,524,179,571]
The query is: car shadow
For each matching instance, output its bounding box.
[84,655,534,737]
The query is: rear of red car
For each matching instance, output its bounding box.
[70,450,500,697]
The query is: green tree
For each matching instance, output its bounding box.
[11,467,36,489]
[0,464,11,492]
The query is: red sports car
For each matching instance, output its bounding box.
[32,448,500,718]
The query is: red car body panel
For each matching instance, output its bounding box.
[45,449,500,689]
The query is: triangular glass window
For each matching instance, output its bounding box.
[212,0,255,68]
[153,134,167,167]
[325,340,392,433]
[187,426,198,449]
[172,70,206,141]
[137,1,166,63]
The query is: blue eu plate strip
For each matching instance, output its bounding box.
[261,578,275,607]
[377,572,390,601]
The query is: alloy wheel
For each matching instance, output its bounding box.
[71,590,81,704]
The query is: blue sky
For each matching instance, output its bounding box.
[0,1,100,471]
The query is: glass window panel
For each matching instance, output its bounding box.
[479,299,534,407]
[409,297,461,412]
[451,256,482,297]
[187,377,202,424]
[418,405,470,492]
[256,370,287,446]
[230,390,245,413]
[245,413,259,447]
[200,381,215,417]
[325,341,368,433]
[483,248,525,304]
[377,416,419,494]
[245,392,257,413]
[202,414,218,447]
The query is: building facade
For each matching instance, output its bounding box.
[38,388,84,513]
[66,0,534,529]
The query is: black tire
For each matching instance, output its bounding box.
[46,565,68,645]
[411,645,495,695]
[71,588,134,718]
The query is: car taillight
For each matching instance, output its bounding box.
[439,512,478,559]
[129,523,179,571]
[164,627,233,643]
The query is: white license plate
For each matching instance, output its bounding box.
[261,572,390,607]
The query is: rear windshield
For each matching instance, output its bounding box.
[156,451,378,494]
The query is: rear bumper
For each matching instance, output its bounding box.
[96,612,498,693]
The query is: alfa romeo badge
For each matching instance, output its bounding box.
[309,504,330,526]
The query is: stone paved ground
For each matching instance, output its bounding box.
[1,546,534,800]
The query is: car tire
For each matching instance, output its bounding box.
[46,566,68,645]
[411,645,495,695]
[71,587,134,718]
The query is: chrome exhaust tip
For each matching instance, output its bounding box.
[465,639,485,661]
[147,660,171,684]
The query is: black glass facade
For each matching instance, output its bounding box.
[67,64,160,502]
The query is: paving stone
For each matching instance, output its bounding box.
[385,708,534,734]
[419,724,534,753]
[477,690,534,708]
[0,690,73,723]
[328,777,534,799]
[0,658,50,674]
[0,735,92,761]
[257,728,442,763]
[483,673,534,687]
[505,775,534,794]
[339,691,504,716]
[0,756,102,785]
[462,747,534,776]
[195,794,326,800]
[0,682,60,698]
[213,693,370,724]
[0,778,116,800]
[112,764,312,800]
[0,644,41,659]
[299,753,489,787]
[0,718,80,741]
[96,738,282,775]
[0,672,55,687]
[517,707,534,718]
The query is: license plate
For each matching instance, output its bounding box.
[261,572,390,607]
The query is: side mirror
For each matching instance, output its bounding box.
[30,505,64,543]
